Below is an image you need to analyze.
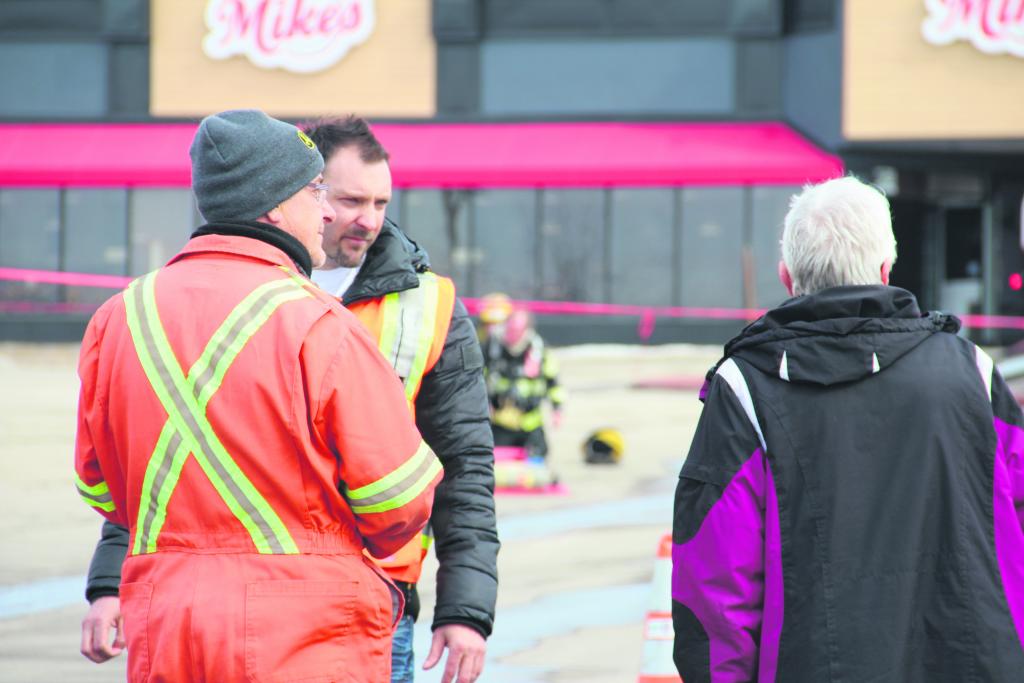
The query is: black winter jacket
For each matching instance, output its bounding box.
[672,286,1024,682]
[86,219,499,637]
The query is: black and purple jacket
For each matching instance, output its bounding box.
[672,286,1024,683]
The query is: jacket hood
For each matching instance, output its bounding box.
[342,218,430,305]
[719,286,960,387]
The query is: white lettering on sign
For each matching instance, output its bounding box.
[203,0,376,74]
[922,0,1024,57]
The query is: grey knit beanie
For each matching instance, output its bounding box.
[190,109,324,222]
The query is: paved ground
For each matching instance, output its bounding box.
[0,341,720,683]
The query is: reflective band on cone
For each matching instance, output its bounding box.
[638,533,682,683]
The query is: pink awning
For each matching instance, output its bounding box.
[0,121,842,188]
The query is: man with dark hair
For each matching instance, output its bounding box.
[82,115,499,683]
[75,109,440,681]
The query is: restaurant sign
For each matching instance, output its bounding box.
[923,0,1024,57]
[203,0,376,73]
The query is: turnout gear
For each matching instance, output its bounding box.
[484,329,564,458]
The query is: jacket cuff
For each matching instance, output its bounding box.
[431,617,490,640]
[86,586,120,603]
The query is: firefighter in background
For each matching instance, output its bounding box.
[484,308,565,458]
[477,292,513,349]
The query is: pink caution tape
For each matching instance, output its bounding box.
[0,267,131,289]
[3,267,1024,335]
[465,296,1024,338]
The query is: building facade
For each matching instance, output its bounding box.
[1,0,1020,344]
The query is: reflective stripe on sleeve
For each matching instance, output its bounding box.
[345,441,442,514]
[76,475,115,512]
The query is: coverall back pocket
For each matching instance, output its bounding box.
[244,580,359,683]
[120,581,153,683]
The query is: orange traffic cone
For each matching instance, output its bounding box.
[637,533,682,682]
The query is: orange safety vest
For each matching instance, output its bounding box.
[348,271,456,583]
[74,236,441,682]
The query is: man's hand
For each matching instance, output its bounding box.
[422,623,486,683]
[80,596,124,663]
[551,408,563,429]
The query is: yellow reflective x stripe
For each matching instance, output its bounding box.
[377,273,440,402]
[345,441,441,514]
[134,278,301,554]
[76,475,115,512]
[125,272,307,555]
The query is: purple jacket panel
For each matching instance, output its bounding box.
[993,415,1024,650]
[672,448,783,683]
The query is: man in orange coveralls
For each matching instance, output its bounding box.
[73,109,442,682]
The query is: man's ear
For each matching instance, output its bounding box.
[880,259,892,285]
[261,206,283,225]
[778,261,794,296]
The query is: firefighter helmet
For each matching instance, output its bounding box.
[479,292,513,325]
[583,428,624,464]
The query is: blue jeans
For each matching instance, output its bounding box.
[391,615,416,683]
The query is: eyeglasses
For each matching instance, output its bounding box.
[307,182,329,204]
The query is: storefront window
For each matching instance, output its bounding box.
[680,187,745,308]
[401,190,471,293]
[387,188,402,227]
[751,186,796,308]
[0,189,60,303]
[540,189,605,302]
[64,189,129,304]
[128,189,199,276]
[610,189,674,306]
[472,190,537,299]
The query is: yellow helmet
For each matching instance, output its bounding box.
[583,428,624,464]
[479,292,513,325]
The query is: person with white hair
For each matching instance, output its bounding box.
[671,175,1024,681]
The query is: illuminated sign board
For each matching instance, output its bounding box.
[922,0,1024,58]
[202,0,375,73]
[150,0,435,118]
[845,0,1024,140]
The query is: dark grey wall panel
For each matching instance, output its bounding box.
[109,43,149,116]
[730,0,783,37]
[481,38,735,116]
[485,0,610,35]
[783,28,842,149]
[785,0,837,33]
[0,43,107,117]
[0,1,101,34]
[102,0,149,36]
[607,0,730,33]
[434,0,482,42]
[737,40,783,116]
[437,44,481,115]
[483,0,780,37]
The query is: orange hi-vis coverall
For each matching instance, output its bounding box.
[74,234,442,683]
[349,271,455,584]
